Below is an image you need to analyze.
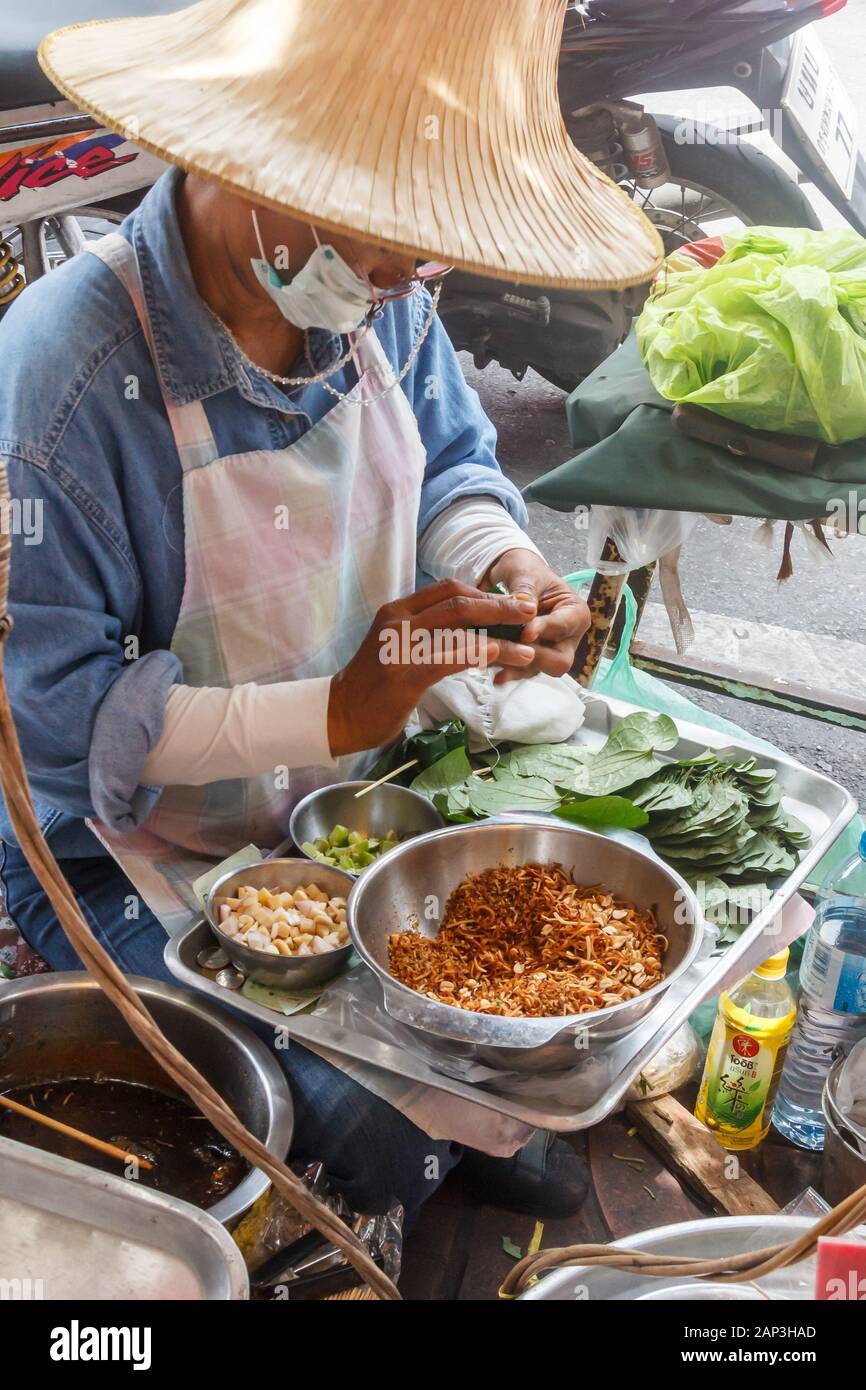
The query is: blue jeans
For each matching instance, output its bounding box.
[0,843,462,1217]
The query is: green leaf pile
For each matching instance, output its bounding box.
[407,713,810,936]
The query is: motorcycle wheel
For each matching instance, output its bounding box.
[530,118,820,392]
[643,116,823,248]
[0,193,145,319]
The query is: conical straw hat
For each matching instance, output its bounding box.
[39,0,663,289]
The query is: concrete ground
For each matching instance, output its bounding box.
[459,2,866,813]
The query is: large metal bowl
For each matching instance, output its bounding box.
[289,780,443,876]
[347,817,704,1073]
[0,974,293,1227]
[205,858,355,989]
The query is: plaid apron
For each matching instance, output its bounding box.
[84,233,425,928]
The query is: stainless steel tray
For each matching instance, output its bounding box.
[165,692,857,1133]
[0,1134,249,1300]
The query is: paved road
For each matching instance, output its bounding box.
[460,0,866,811]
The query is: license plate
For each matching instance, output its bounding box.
[782,28,858,199]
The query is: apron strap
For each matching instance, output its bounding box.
[85,234,219,473]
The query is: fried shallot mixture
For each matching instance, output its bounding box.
[388,862,667,1018]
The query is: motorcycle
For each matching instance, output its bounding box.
[1,0,862,394]
[446,0,863,389]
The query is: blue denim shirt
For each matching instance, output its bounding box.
[0,168,526,857]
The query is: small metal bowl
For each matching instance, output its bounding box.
[204,858,355,990]
[289,780,443,876]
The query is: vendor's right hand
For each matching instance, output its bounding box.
[327,580,538,757]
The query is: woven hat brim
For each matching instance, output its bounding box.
[39,2,664,290]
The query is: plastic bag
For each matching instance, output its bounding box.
[637,226,866,443]
[627,1022,704,1101]
[587,505,698,574]
[231,1159,404,1294]
[566,569,777,751]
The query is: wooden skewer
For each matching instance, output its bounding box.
[0,1092,154,1170]
[354,760,419,797]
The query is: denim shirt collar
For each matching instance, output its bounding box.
[131,168,344,411]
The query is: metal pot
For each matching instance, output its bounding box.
[822,1055,866,1206]
[347,816,704,1073]
[0,973,293,1226]
[519,1214,819,1300]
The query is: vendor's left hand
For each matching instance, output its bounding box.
[484,549,590,686]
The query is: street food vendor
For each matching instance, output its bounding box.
[0,0,660,1219]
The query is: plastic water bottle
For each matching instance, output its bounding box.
[773,831,866,1150]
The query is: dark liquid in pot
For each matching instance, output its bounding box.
[0,1077,248,1209]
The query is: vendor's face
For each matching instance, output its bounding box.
[327,234,418,292]
[250,203,426,292]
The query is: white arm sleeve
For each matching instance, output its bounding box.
[418,496,542,586]
[141,676,335,787]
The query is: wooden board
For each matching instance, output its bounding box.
[626,1094,779,1217]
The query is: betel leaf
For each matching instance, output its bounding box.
[777,812,812,847]
[432,791,475,822]
[598,711,679,755]
[490,765,562,801]
[495,742,589,785]
[554,796,649,830]
[569,713,678,797]
[465,774,562,818]
[411,746,474,803]
[630,775,693,814]
[368,719,468,785]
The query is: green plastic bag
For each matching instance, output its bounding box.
[565,569,863,883]
[636,226,866,443]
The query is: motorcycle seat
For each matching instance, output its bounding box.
[3,2,190,112]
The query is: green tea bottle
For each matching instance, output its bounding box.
[695,948,797,1150]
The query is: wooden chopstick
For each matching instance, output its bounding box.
[354,760,419,797]
[0,1092,154,1170]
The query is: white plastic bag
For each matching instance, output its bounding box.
[626,1022,704,1101]
[587,505,698,574]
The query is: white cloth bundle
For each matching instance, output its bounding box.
[416,666,585,752]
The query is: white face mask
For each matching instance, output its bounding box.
[250,210,376,333]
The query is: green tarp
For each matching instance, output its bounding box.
[523,331,866,525]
